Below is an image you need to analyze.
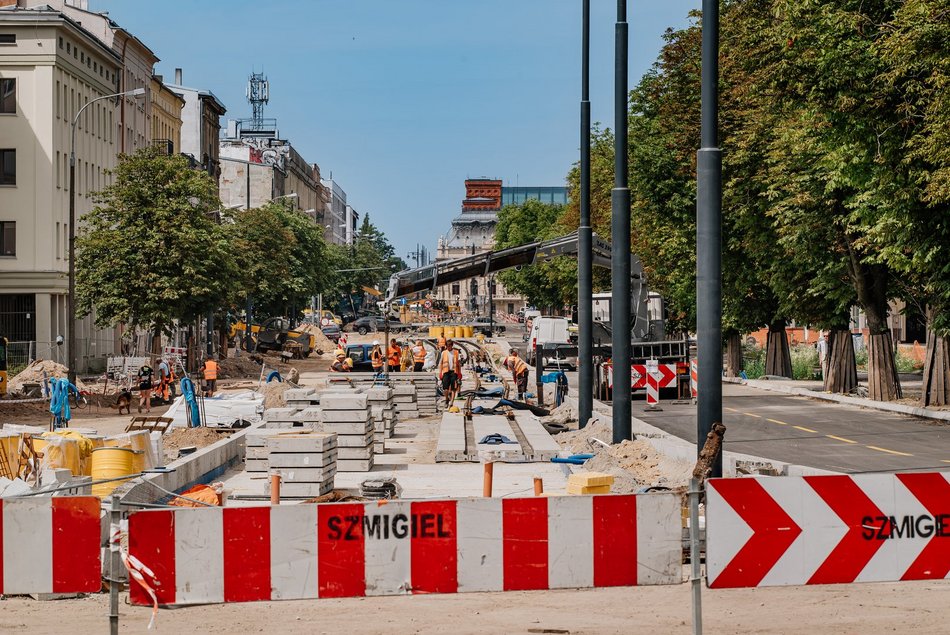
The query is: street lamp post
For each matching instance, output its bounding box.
[577,0,594,429]
[68,88,145,385]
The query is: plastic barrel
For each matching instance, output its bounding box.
[90,447,136,498]
[443,326,456,339]
[429,326,444,338]
[464,325,474,338]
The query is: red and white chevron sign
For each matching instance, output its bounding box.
[128,493,681,605]
[707,473,950,588]
[606,363,677,390]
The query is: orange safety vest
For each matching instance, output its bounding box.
[388,345,401,368]
[507,355,528,377]
[412,345,426,364]
[202,359,218,380]
[439,349,461,378]
[370,347,384,369]
[437,336,446,349]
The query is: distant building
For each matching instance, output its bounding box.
[167,68,226,185]
[435,178,568,317]
[320,177,349,245]
[149,74,184,155]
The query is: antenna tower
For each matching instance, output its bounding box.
[246,72,269,130]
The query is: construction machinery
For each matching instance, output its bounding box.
[229,317,317,357]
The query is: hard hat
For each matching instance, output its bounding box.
[335,350,345,359]
[448,406,461,413]
[344,358,354,367]
[373,340,380,346]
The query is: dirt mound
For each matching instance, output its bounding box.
[555,419,615,454]
[261,381,291,409]
[582,439,693,493]
[217,356,264,380]
[162,426,233,462]
[297,323,336,354]
[6,360,92,394]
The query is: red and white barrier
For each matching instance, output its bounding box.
[689,359,698,398]
[128,493,681,606]
[645,372,661,410]
[607,363,677,390]
[707,473,950,588]
[0,496,102,595]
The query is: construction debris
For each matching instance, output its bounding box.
[6,360,93,394]
[162,427,232,463]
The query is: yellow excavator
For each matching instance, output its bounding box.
[229,317,317,358]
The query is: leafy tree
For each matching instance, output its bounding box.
[494,199,576,311]
[76,147,236,349]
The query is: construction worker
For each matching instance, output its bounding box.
[137,362,154,413]
[370,341,384,375]
[330,351,349,372]
[157,357,174,403]
[387,339,402,371]
[439,339,462,407]
[437,334,446,351]
[505,348,530,400]
[411,339,427,372]
[400,342,413,371]
[200,355,218,397]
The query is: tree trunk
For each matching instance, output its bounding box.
[765,320,792,378]
[823,328,857,394]
[921,328,950,407]
[150,324,162,360]
[724,331,742,378]
[219,327,229,360]
[867,332,903,401]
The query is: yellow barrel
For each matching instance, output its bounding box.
[464,325,474,338]
[477,333,486,344]
[90,447,136,498]
[429,326,444,338]
[128,430,152,469]
[443,326,456,339]
[130,450,145,475]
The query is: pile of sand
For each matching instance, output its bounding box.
[6,360,92,394]
[217,356,264,380]
[555,419,616,454]
[297,323,336,354]
[261,381,291,409]
[162,427,233,462]
[582,439,693,493]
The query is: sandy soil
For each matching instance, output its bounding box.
[1,579,947,634]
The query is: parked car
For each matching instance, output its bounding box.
[344,343,376,372]
[526,316,577,370]
[351,316,406,335]
[321,323,341,344]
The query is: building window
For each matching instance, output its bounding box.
[0,149,14,185]
[66,42,71,53]
[59,36,63,49]
[0,34,15,45]
[0,78,13,114]
[451,283,460,296]
[0,221,15,256]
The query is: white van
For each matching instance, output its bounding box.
[526,316,576,369]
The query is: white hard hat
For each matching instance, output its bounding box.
[373,340,380,346]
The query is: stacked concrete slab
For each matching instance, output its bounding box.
[366,386,396,454]
[245,428,281,472]
[263,407,301,429]
[315,393,374,471]
[283,387,319,409]
[323,373,439,417]
[265,432,337,498]
[392,384,418,418]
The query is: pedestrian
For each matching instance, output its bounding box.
[370,340,384,375]
[504,348,530,400]
[137,362,154,414]
[200,355,219,397]
[330,351,349,372]
[411,339,426,372]
[157,357,173,404]
[439,339,462,407]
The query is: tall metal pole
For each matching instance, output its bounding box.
[696,0,723,477]
[577,0,594,429]
[611,0,632,443]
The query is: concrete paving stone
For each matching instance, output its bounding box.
[245,457,269,472]
[337,446,373,460]
[374,442,385,454]
[245,446,271,460]
[393,385,416,396]
[320,408,370,423]
[321,393,369,410]
[366,387,394,400]
[265,433,337,453]
[373,420,387,432]
[313,429,373,447]
[393,395,417,403]
[266,450,337,468]
[263,420,294,429]
[337,457,374,472]
[271,465,337,483]
[246,429,283,447]
[293,407,323,423]
[283,388,317,400]
[264,408,300,422]
[266,480,335,498]
[311,420,373,437]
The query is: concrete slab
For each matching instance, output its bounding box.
[321,393,368,410]
[338,458,374,471]
[271,466,337,483]
[267,451,337,468]
[337,445,374,460]
[266,480,334,498]
[310,420,373,436]
[320,409,370,423]
[266,433,337,453]
[473,415,525,462]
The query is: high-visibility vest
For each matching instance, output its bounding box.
[439,349,461,378]
[412,345,426,364]
[388,345,401,367]
[507,356,528,377]
[370,347,383,368]
[203,360,218,380]
[330,360,346,372]
[437,336,446,349]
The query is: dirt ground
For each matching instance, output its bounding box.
[1,579,947,634]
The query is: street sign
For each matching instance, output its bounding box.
[707,473,950,588]
[646,359,659,373]
[424,300,432,309]
[321,317,331,326]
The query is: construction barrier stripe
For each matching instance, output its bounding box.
[0,496,101,595]
[606,364,678,390]
[707,473,950,588]
[129,493,681,606]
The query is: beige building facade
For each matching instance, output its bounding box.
[0,6,123,363]
[149,74,183,154]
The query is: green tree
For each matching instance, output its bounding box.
[76,147,235,349]
[494,199,575,311]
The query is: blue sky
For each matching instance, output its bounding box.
[93,0,699,260]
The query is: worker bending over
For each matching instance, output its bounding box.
[504,348,529,400]
[330,351,350,372]
[439,339,462,407]
[411,340,426,372]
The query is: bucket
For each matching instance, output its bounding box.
[443,326,456,339]
[90,447,136,497]
[429,326,444,338]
